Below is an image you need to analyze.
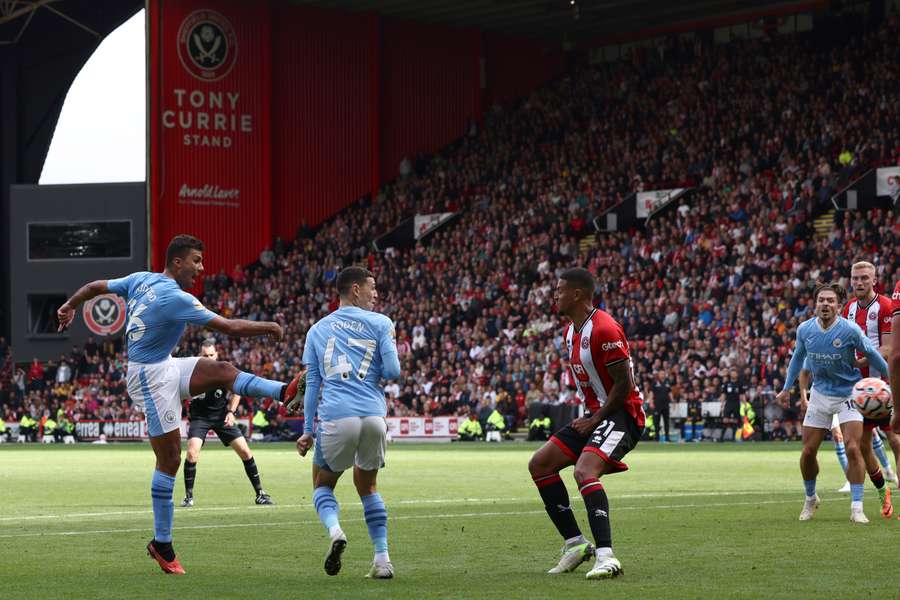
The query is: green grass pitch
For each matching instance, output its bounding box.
[0,441,895,599]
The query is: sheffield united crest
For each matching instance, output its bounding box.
[177,10,237,82]
[82,294,127,337]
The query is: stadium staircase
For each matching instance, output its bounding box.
[812,209,835,240]
[578,233,596,253]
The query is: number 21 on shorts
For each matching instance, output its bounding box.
[590,420,615,444]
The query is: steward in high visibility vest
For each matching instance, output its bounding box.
[528,415,552,441]
[457,414,483,441]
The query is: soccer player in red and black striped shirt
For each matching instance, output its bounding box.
[841,261,897,516]
[528,268,645,580]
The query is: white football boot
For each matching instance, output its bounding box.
[585,555,623,580]
[547,542,594,574]
[799,495,820,521]
[850,507,869,524]
[366,561,395,579]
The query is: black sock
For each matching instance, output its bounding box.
[183,459,196,496]
[152,540,176,562]
[579,478,612,549]
[870,468,885,489]
[279,384,288,403]
[243,457,263,493]
[533,473,582,540]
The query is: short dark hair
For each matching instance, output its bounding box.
[560,267,596,294]
[166,234,204,266]
[336,266,374,296]
[813,282,845,303]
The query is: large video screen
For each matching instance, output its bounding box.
[28,221,132,260]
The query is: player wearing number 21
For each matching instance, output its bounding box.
[294,267,401,579]
[528,268,646,581]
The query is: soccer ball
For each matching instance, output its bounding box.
[851,378,893,419]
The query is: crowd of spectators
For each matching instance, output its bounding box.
[1,13,898,441]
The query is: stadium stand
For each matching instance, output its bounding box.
[2,14,898,442]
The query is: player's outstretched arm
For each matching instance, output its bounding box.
[205,316,283,341]
[57,280,111,331]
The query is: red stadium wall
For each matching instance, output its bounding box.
[378,21,482,183]
[149,1,562,270]
[149,0,271,275]
[483,34,565,108]
[270,6,379,239]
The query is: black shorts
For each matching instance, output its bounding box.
[722,403,740,420]
[550,410,643,473]
[188,417,244,447]
[864,415,891,433]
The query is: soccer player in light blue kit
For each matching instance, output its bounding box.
[294,266,401,579]
[57,235,304,574]
[777,283,891,523]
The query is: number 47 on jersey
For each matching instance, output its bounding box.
[323,336,376,381]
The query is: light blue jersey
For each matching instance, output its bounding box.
[783,316,890,397]
[107,272,217,364]
[302,306,401,433]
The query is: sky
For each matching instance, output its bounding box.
[40,10,145,184]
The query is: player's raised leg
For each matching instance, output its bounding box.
[528,439,591,574]
[798,425,826,520]
[187,358,303,406]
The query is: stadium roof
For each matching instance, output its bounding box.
[0,0,142,181]
[289,0,822,41]
[0,0,141,336]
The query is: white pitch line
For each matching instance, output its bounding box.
[0,489,805,523]
[0,498,811,540]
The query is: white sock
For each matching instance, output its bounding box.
[375,551,390,565]
[851,501,863,511]
[329,525,344,539]
[565,535,588,548]
[595,547,613,559]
